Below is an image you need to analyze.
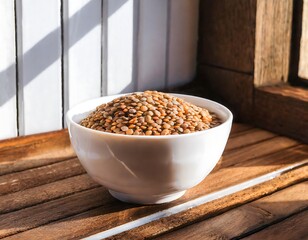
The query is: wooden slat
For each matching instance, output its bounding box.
[181,144,307,201]
[198,0,256,73]
[255,85,308,143]
[225,128,276,152]
[299,0,308,79]
[63,0,102,117]
[137,0,168,91]
[221,136,298,168]
[3,143,306,239]
[0,174,98,214]
[0,158,84,196]
[167,0,199,88]
[254,0,293,86]
[111,166,308,240]
[0,0,17,140]
[105,0,136,95]
[230,123,253,135]
[0,130,75,175]
[16,0,62,135]
[0,124,266,213]
[197,65,254,121]
[0,187,110,239]
[244,211,308,240]
[0,125,274,213]
[156,182,308,240]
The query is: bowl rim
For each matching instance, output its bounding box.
[66,93,233,139]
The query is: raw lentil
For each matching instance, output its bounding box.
[80,91,221,135]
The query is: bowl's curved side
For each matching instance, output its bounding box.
[66,94,233,203]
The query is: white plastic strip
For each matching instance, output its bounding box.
[83,160,308,240]
[16,0,62,135]
[0,0,17,139]
[105,0,136,95]
[63,0,102,116]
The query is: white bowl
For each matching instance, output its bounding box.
[66,93,233,204]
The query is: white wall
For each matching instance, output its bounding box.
[0,0,199,140]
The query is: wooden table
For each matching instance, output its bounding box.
[0,123,307,239]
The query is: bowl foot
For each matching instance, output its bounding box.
[108,189,186,204]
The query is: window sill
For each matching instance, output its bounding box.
[254,84,308,143]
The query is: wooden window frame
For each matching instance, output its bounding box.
[290,0,308,87]
[196,0,308,143]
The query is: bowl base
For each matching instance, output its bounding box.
[108,189,186,204]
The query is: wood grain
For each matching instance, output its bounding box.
[0,129,75,175]
[254,0,293,86]
[225,128,276,152]
[0,158,84,196]
[230,123,253,135]
[0,174,98,214]
[109,165,308,240]
[4,143,306,239]
[198,0,256,73]
[0,187,109,238]
[254,85,308,143]
[244,210,308,240]
[0,125,306,239]
[0,126,275,213]
[182,144,307,202]
[298,0,308,80]
[221,136,298,168]
[198,65,254,121]
[156,182,308,240]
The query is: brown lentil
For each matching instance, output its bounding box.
[80,91,221,135]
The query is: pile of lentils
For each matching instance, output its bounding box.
[80,91,221,136]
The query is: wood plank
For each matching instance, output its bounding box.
[0,130,75,175]
[197,65,254,122]
[221,136,298,168]
[167,0,199,88]
[0,187,110,238]
[4,144,307,240]
[255,85,308,143]
[0,0,17,140]
[225,128,276,152]
[0,158,84,196]
[0,125,270,212]
[16,0,62,135]
[230,123,254,135]
[137,0,168,91]
[298,0,308,80]
[105,0,136,95]
[198,0,256,73]
[183,144,307,201]
[0,174,98,214]
[63,0,102,119]
[254,0,293,86]
[244,210,308,240]
[111,165,308,240]
[156,182,308,239]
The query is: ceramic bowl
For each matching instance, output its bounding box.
[66,93,233,204]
